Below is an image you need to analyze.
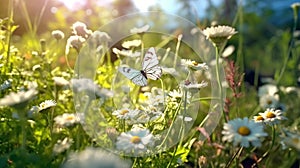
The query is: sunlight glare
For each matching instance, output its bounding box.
[57,0,87,10]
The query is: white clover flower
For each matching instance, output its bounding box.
[53,138,73,154]
[112,108,139,120]
[54,113,81,127]
[0,87,38,109]
[112,48,141,57]
[258,108,286,125]
[116,128,154,155]
[258,84,278,97]
[202,25,237,47]
[52,77,69,86]
[65,35,86,54]
[222,117,268,148]
[181,59,208,71]
[122,39,141,49]
[130,25,150,34]
[259,94,279,109]
[63,147,132,168]
[51,30,65,40]
[38,100,56,111]
[72,21,92,38]
[71,78,113,99]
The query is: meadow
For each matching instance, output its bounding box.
[0,0,300,167]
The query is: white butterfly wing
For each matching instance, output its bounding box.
[142,47,162,80]
[118,66,147,86]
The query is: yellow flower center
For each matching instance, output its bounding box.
[66,116,75,121]
[238,126,251,136]
[266,111,276,118]
[256,115,264,121]
[267,99,273,105]
[120,109,129,115]
[130,136,141,144]
[192,61,198,66]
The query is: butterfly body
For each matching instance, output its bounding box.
[118,47,162,86]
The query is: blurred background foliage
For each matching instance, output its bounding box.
[0,0,299,84]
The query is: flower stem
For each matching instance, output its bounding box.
[215,46,226,122]
[225,147,243,168]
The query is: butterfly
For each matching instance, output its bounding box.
[118,47,162,86]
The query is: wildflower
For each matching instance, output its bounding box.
[38,100,56,111]
[0,86,38,109]
[71,78,113,99]
[112,108,139,120]
[181,59,208,71]
[53,138,73,154]
[122,39,141,49]
[54,113,80,127]
[116,128,154,155]
[222,117,268,147]
[202,25,237,47]
[259,94,279,109]
[112,48,141,57]
[258,84,278,97]
[282,132,300,151]
[222,45,235,58]
[72,21,92,38]
[180,80,208,91]
[52,76,69,86]
[291,2,300,12]
[253,115,265,123]
[130,24,150,34]
[51,30,65,40]
[258,108,286,125]
[65,35,86,54]
[90,31,111,47]
[63,147,132,168]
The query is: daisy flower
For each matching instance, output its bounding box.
[258,84,278,97]
[202,25,237,47]
[258,108,286,125]
[180,80,208,91]
[222,117,268,147]
[63,147,132,168]
[112,48,141,57]
[54,113,81,127]
[282,131,300,151]
[122,39,142,49]
[259,94,279,109]
[112,108,139,120]
[53,138,73,154]
[38,100,56,111]
[130,25,150,34]
[116,128,154,155]
[52,76,69,86]
[71,78,113,99]
[181,59,208,71]
[0,86,38,109]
